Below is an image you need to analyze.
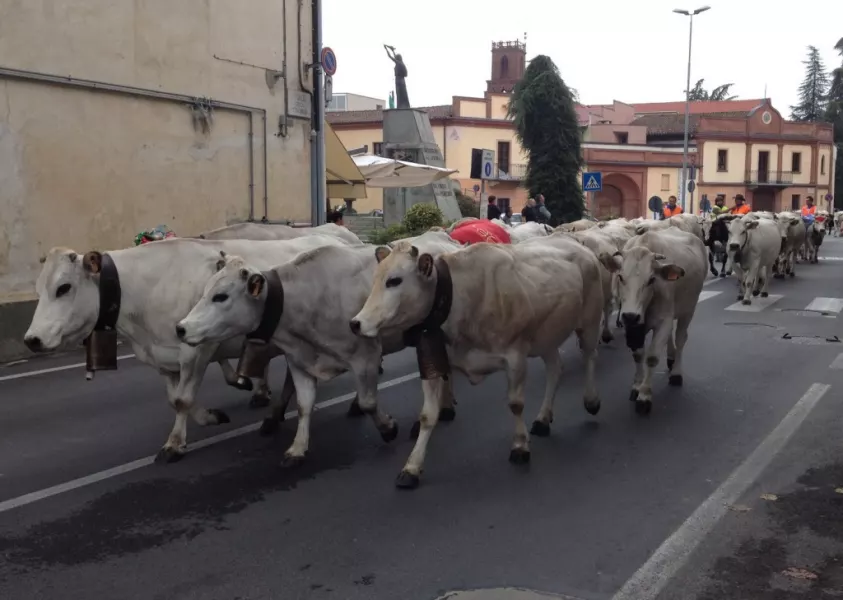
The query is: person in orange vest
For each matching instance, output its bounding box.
[729,194,751,215]
[801,195,817,219]
[662,195,683,218]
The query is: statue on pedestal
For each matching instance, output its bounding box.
[384,45,410,109]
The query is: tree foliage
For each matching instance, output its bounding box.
[791,45,830,122]
[687,79,738,101]
[828,38,843,208]
[507,55,584,224]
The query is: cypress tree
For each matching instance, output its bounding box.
[790,46,830,122]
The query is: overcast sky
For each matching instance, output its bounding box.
[323,0,842,114]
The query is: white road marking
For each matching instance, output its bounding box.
[805,297,843,314]
[611,382,831,600]
[724,294,783,312]
[818,256,843,261]
[0,354,137,383]
[0,371,421,514]
[829,353,843,370]
[697,291,722,303]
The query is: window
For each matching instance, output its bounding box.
[661,174,670,191]
[717,149,728,172]
[498,197,511,211]
[791,152,802,173]
[373,142,384,156]
[821,155,827,175]
[500,55,509,79]
[497,141,511,175]
[791,194,801,211]
[615,132,629,144]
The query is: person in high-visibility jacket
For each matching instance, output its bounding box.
[801,196,817,219]
[729,194,751,215]
[710,195,729,217]
[662,195,683,218]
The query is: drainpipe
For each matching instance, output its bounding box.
[0,64,266,223]
[311,0,327,225]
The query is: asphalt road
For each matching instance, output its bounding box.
[3,238,843,600]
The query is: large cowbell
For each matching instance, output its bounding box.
[235,338,273,385]
[85,329,119,371]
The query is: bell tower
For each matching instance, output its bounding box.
[486,38,527,94]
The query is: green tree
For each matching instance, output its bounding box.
[507,55,583,224]
[687,79,738,101]
[827,38,843,208]
[791,45,830,122]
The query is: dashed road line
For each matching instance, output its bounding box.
[0,371,421,514]
[805,297,843,314]
[0,354,137,383]
[724,294,783,313]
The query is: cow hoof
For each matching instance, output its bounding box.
[726,271,733,276]
[249,394,271,409]
[207,409,231,425]
[584,397,601,415]
[761,292,769,298]
[508,447,531,464]
[154,447,184,464]
[667,358,675,371]
[752,289,760,297]
[346,399,365,418]
[259,417,280,436]
[380,421,399,443]
[232,377,254,392]
[281,454,306,469]
[378,365,384,375]
[710,271,718,278]
[601,331,614,344]
[669,374,684,386]
[629,389,639,403]
[789,272,795,278]
[395,471,420,489]
[439,406,457,422]
[719,273,726,278]
[635,400,652,415]
[530,420,551,437]
[741,299,751,305]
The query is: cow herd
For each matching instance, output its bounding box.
[20,209,826,488]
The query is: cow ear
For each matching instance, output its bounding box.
[417,253,435,278]
[247,273,266,298]
[375,246,391,263]
[659,264,685,281]
[216,251,227,271]
[409,245,420,258]
[746,220,760,229]
[68,252,78,263]
[598,252,621,273]
[82,251,103,274]
[653,253,667,260]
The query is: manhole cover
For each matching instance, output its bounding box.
[781,333,842,345]
[779,308,834,317]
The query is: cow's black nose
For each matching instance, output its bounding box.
[349,320,361,335]
[24,336,42,352]
[621,312,641,325]
[175,325,186,339]
[729,243,740,250]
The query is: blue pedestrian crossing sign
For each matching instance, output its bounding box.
[582,172,602,192]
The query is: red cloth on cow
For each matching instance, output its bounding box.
[449,219,512,245]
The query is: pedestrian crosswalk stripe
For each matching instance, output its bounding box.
[804,297,843,313]
[725,294,783,312]
[698,290,722,303]
[819,256,843,261]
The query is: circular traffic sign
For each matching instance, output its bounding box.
[484,162,492,177]
[321,47,337,76]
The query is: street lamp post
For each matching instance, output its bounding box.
[674,5,710,214]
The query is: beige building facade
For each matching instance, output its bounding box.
[0,1,318,361]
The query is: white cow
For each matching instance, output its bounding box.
[350,236,604,488]
[505,221,554,243]
[803,221,826,263]
[24,236,348,462]
[834,211,843,237]
[635,214,704,242]
[556,219,598,233]
[598,228,707,414]
[199,222,362,245]
[727,216,781,304]
[773,211,805,278]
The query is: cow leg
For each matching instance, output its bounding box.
[248,366,272,409]
[217,359,252,391]
[505,356,531,464]
[352,358,398,443]
[259,368,296,436]
[708,249,718,277]
[396,378,444,489]
[635,320,672,414]
[216,359,271,408]
[668,316,691,386]
[281,363,318,467]
[156,346,227,464]
[741,266,757,305]
[411,376,457,440]
[530,351,563,436]
[759,266,770,298]
[601,299,614,343]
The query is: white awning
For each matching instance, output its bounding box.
[352,154,458,188]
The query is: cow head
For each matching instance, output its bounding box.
[350,242,436,338]
[23,247,104,352]
[726,216,760,263]
[599,246,685,333]
[176,252,265,346]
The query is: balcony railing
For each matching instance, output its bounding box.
[494,163,527,181]
[744,170,794,186]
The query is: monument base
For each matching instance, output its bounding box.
[382,109,461,225]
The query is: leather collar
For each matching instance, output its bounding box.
[248,270,284,342]
[403,257,453,347]
[94,253,122,332]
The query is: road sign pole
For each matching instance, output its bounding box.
[479,179,487,219]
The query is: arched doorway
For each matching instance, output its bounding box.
[593,173,642,219]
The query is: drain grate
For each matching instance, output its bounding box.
[781,333,842,344]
